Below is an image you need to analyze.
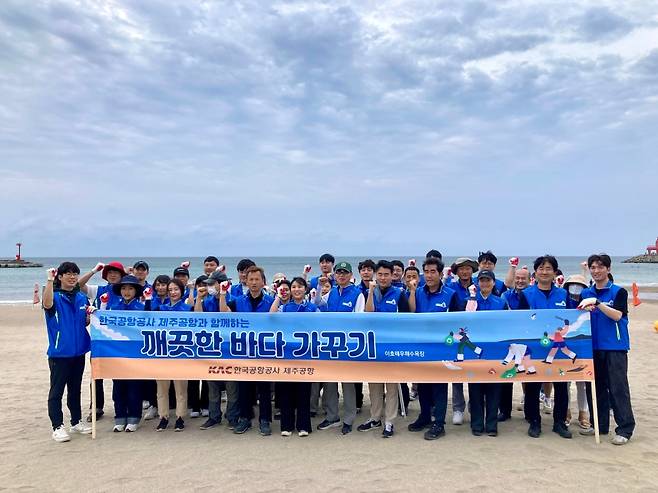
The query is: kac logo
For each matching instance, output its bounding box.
[435,302,447,308]
[342,301,353,308]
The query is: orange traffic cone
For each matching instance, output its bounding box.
[632,282,642,307]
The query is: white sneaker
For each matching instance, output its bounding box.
[516,397,524,411]
[298,430,309,437]
[189,411,200,418]
[142,400,150,410]
[579,426,595,436]
[201,409,209,417]
[52,425,71,442]
[113,424,125,432]
[542,397,553,414]
[452,411,464,425]
[70,422,92,435]
[125,423,138,433]
[143,406,158,421]
[281,430,292,437]
[611,434,629,445]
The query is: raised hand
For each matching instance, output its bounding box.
[46,268,57,281]
[303,264,312,274]
[508,257,519,267]
[181,261,190,269]
[217,264,226,273]
[219,281,230,295]
[143,287,153,301]
[368,280,377,291]
[555,275,565,288]
[94,262,105,272]
[408,259,416,267]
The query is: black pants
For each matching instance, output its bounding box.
[499,383,513,418]
[90,379,104,411]
[142,380,157,407]
[524,381,568,427]
[278,382,312,432]
[238,381,272,422]
[591,350,635,438]
[431,383,448,426]
[112,379,142,424]
[417,383,435,423]
[399,383,410,414]
[48,356,85,429]
[188,380,210,412]
[469,383,501,433]
[355,382,364,409]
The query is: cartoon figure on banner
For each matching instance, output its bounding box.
[542,317,577,364]
[501,344,537,375]
[446,327,483,362]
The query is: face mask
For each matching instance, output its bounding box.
[568,284,584,296]
[207,287,218,296]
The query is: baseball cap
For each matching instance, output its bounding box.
[477,270,496,281]
[173,267,190,277]
[133,260,149,270]
[334,261,352,274]
[204,271,230,284]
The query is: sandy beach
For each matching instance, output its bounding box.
[1,302,657,492]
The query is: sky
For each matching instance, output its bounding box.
[1,0,657,257]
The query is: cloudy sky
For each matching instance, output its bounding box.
[1,0,657,257]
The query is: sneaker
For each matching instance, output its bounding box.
[52,425,71,443]
[227,419,238,430]
[274,411,281,420]
[516,397,524,412]
[125,423,138,433]
[174,418,184,431]
[407,418,431,432]
[579,426,595,436]
[552,423,572,439]
[298,430,309,437]
[86,410,104,423]
[611,434,629,445]
[487,430,498,437]
[201,409,209,417]
[382,423,394,438]
[424,423,445,440]
[357,419,382,432]
[409,390,418,401]
[542,397,553,414]
[341,423,352,435]
[527,422,541,438]
[142,400,150,410]
[472,429,483,436]
[233,419,252,434]
[156,418,168,432]
[497,412,510,422]
[317,418,341,430]
[144,406,158,421]
[259,420,272,436]
[452,411,464,425]
[281,430,292,437]
[70,422,92,435]
[200,418,219,430]
[189,411,200,418]
[113,424,125,432]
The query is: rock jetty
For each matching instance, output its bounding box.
[622,255,658,264]
[0,259,43,268]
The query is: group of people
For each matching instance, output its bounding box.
[43,250,635,446]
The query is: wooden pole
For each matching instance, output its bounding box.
[590,378,600,445]
[91,367,97,440]
[397,383,406,417]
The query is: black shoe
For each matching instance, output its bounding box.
[317,418,341,430]
[233,418,252,434]
[274,412,281,420]
[424,423,445,440]
[472,429,483,436]
[86,410,104,423]
[310,412,317,418]
[156,417,168,432]
[408,418,431,432]
[552,423,572,439]
[341,423,352,435]
[174,417,184,431]
[528,422,541,438]
[259,420,272,436]
[571,354,577,363]
[200,418,219,430]
[487,430,498,437]
[497,412,510,422]
[357,419,382,432]
[382,424,394,438]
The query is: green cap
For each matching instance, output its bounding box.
[334,261,353,273]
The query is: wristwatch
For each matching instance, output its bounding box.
[594,300,601,306]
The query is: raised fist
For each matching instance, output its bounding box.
[442,267,452,280]
[181,261,190,269]
[46,268,57,281]
[94,262,105,272]
[408,259,416,267]
[143,287,153,301]
[368,280,377,290]
[219,281,230,295]
[303,264,312,274]
[407,278,418,290]
[508,257,519,267]
[468,284,477,298]
[555,275,565,288]
[100,292,110,304]
[217,264,226,273]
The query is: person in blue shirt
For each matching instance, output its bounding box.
[132,260,151,292]
[516,255,572,440]
[390,260,406,289]
[43,262,92,442]
[172,266,192,300]
[220,265,275,436]
[231,258,255,298]
[406,257,462,441]
[148,275,171,312]
[359,260,410,438]
[269,277,319,437]
[468,270,509,437]
[152,278,191,432]
[108,275,145,433]
[357,259,376,298]
[418,249,442,287]
[476,251,508,295]
[579,254,635,445]
[307,253,336,291]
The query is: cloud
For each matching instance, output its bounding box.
[0,0,656,256]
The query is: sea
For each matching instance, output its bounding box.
[1,256,657,303]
